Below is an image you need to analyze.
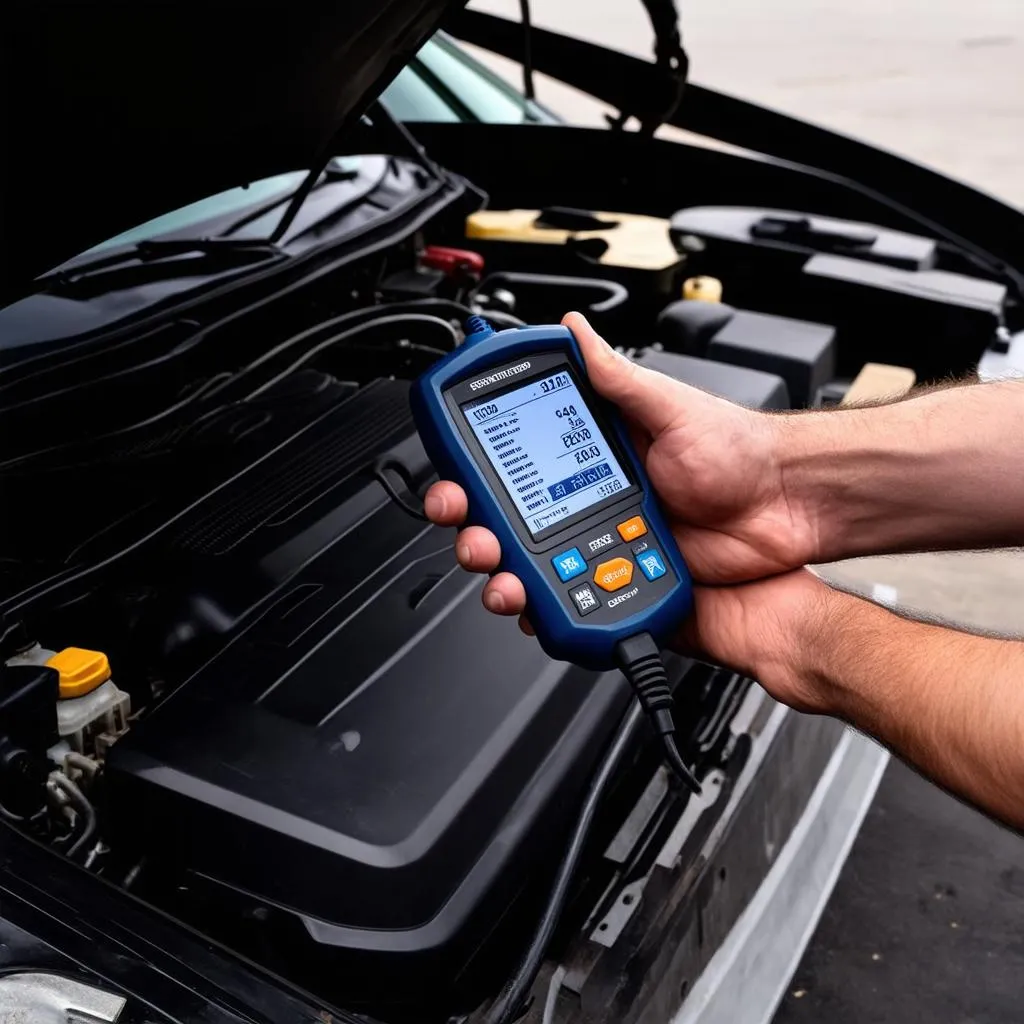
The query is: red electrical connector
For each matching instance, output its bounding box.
[421,245,485,281]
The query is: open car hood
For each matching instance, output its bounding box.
[0,0,462,301]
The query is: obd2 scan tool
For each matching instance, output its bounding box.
[412,317,700,794]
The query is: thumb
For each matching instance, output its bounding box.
[563,311,683,435]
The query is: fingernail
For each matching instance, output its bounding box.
[424,492,445,521]
[456,543,471,565]
[484,591,505,613]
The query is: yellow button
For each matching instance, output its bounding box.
[616,516,648,543]
[594,557,634,592]
[46,647,111,699]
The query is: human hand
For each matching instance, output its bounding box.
[423,310,844,707]
[425,311,819,608]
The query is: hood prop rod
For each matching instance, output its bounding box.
[519,0,536,101]
[269,102,446,246]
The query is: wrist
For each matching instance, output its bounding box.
[767,411,846,565]
[753,573,859,715]
[772,403,912,566]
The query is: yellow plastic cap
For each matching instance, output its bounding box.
[682,276,723,303]
[46,647,111,698]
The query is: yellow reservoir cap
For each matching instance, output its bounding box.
[46,647,111,699]
[682,276,723,302]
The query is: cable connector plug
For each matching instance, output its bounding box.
[463,315,495,345]
[615,633,702,795]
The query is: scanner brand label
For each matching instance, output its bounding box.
[469,361,532,391]
[607,586,639,608]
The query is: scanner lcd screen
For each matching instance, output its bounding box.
[462,369,631,537]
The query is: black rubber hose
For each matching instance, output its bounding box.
[244,313,458,399]
[478,272,628,317]
[486,702,644,1024]
[0,801,27,823]
[207,298,479,401]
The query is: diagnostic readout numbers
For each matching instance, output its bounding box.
[463,369,631,537]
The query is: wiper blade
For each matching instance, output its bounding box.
[137,237,284,258]
[40,237,286,289]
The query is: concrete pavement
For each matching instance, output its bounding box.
[475,0,1024,206]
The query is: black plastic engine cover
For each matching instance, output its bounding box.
[105,377,629,1001]
[634,347,790,409]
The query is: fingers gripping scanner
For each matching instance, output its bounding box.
[412,317,700,794]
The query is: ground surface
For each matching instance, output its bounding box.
[773,759,1024,1024]
[469,2,1024,1017]
[474,0,1024,205]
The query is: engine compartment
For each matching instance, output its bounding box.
[99,374,633,1007]
[1,127,1021,1021]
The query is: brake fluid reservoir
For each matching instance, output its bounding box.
[47,648,130,757]
[6,646,130,759]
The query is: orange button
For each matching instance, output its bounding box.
[616,516,648,543]
[593,557,634,592]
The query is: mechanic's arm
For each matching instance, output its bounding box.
[690,571,1024,831]
[785,379,1024,562]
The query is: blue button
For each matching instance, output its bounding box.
[552,547,587,582]
[637,549,667,582]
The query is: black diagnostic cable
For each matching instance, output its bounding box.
[207,299,516,404]
[485,702,644,1024]
[486,635,700,1024]
[615,632,702,795]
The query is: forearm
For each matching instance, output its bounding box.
[799,587,1024,830]
[777,379,1024,562]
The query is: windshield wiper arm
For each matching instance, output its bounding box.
[135,237,284,258]
[39,237,286,288]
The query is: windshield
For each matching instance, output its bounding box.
[382,32,552,124]
[67,33,551,267]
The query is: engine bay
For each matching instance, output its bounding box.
[1,128,1021,1021]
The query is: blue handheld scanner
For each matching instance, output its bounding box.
[411,318,693,671]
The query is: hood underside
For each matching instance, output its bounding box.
[0,0,461,301]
